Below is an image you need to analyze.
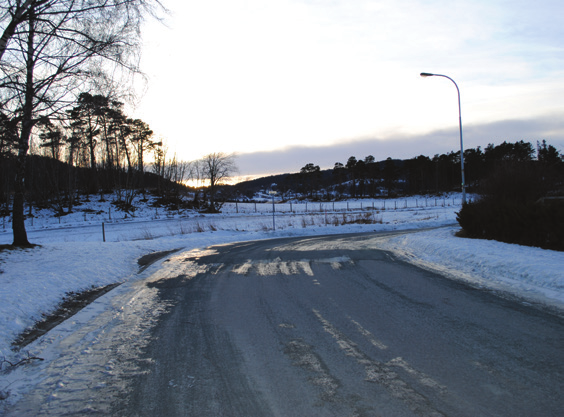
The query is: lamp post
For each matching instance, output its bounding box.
[420,72,467,204]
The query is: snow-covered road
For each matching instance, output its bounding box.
[1,194,563,411]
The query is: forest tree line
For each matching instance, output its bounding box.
[244,140,564,200]
[1,92,171,213]
[0,92,239,216]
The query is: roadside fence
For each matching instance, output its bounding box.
[223,196,463,215]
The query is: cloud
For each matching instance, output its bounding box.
[236,114,564,177]
[139,1,564,168]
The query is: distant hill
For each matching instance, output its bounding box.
[228,159,404,200]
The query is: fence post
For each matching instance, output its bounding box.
[102,222,106,242]
[255,202,257,213]
[272,196,276,231]
[236,201,239,214]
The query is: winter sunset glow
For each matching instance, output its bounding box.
[135,0,564,177]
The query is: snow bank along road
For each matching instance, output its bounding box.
[4,232,564,416]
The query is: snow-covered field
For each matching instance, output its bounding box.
[0,193,563,393]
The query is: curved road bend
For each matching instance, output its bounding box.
[114,232,564,416]
[5,232,562,416]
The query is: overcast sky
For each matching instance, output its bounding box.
[134,0,564,177]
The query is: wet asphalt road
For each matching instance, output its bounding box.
[111,232,564,416]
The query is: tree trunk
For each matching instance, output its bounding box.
[0,0,34,61]
[12,151,30,246]
[12,7,35,247]
[209,181,216,212]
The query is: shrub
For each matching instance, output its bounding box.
[457,163,564,251]
[457,200,564,250]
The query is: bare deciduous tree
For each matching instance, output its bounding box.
[0,0,163,246]
[0,0,36,61]
[201,152,237,213]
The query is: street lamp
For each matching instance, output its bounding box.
[420,72,467,204]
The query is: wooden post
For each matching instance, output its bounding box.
[102,222,106,242]
[272,196,276,231]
